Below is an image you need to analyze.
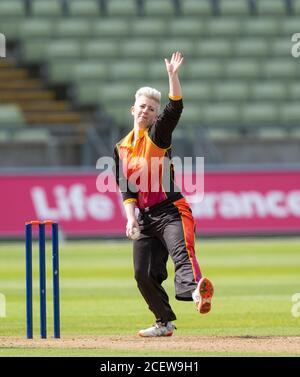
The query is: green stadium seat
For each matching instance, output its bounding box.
[46,40,82,60]
[0,0,25,17]
[47,61,76,84]
[213,82,249,101]
[225,60,260,78]
[206,19,241,36]
[279,103,300,123]
[31,0,63,17]
[181,0,212,16]
[256,127,287,139]
[185,60,224,79]
[234,38,269,57]
[202,103,241,124]
[55,19,92,38]
[208,128,241,141]
[83,40,119,59]
[169,133,194,157]
[0,20,21,40]
[288,83,300,99]
[22,39,48,63]
[13,129,50,142]
[157,39,195,57]
[289,128,300,138]
[108,61,145,80]
[47,62,104,87]
[0,104,25,128]
[242,18,279,36]
[183,82,213,101]
[148,61,168,80]
[294,0,300,14]
[74,82,102,106]
[72,62,108,82]
[104,104,133,126]
[180,104,203,125]
[195,39,233,57]
[271,38,292,56]
[120,39,157,58]
[144,0,176,17]
[92,19,130,37]
[257,0,287,15]
[280,18,300,35]
[106,0,138,17]
[219,0,250,15]
[131,19,167,37]
[19,19,54,39]
[242,103,278,123]
[262,60,298,78]
[0,130,9,142]
[68,0,101,17]
[98,83,136,104]
[251,82,287,101]
[168,18,204,37]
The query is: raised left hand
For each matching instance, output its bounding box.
[164,51,184,76]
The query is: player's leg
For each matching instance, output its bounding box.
[133,234,177,325]
[163,198,214,313]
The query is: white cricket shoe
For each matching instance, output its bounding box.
[192,277,214,314]
[138,321,176,337]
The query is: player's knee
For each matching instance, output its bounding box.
[134,268,149,284]
[172,249,191,267]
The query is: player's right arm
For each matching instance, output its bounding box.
[113,145,139,238]
[124,201,139,239]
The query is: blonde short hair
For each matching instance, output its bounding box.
[135,87,161,112]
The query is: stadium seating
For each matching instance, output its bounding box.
[106,0,138,17]
[55,19,92,38]
[1,0,300,165]
[0,104,25,128]
[0,103,50,144]
[241,18,279,35]
[19,19,55,39]
[132,19,167,37]
[202,103,241,125]
[256,0,288,15]
[180,0,213,16]
[213,82,249,101]
[143,0,177,17]
[0,0,25,17]
[168,19,204,37]
[0,57,82,129]
[31,0,63,17]
[68,0,101,17]
[92,19,130,37]
[219,0,250,16]
[241,103,279,124]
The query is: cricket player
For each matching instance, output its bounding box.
[113,52,214,337]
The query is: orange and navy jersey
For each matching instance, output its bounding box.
[113,96,183,209]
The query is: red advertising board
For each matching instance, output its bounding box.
[0,170,299,237]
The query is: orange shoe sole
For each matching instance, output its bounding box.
[197,277,214,314]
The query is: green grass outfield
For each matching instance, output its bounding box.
[0,238,299,357]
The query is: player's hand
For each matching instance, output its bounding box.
[126,218,139,239]
[165,51,184,76]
